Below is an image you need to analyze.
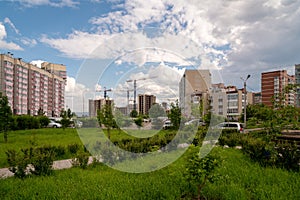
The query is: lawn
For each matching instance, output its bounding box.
[0,128,299,199]
[0,128,82,167]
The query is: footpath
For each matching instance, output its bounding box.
[0,157,94,179]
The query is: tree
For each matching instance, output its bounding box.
[149,104,166,119]
[185,146,220,200]
[168,100,181,130]
[60,108,74,129]
[130,110,138,118]
[97,104,115,139]
[0,93,13,142]
[37,107,45,116]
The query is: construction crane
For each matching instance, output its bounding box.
[96,87,112,100]
[126,77,157,112]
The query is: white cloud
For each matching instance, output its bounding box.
[30,60,45,68]
[20,37,37,47]
[112,62,185,106]
[65,76,93,112]
[4,17,19,34]
[15,0,79,8]
[39,0,300,91]
[0,23,23,50]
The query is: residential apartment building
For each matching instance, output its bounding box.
[225,86,253,121]
[179,69,211,117]
[261,70,295,107]
[138,94,156,115]
[295,64,300,107]
[252,92,262,105]
[88,98,113,117]
[0,53,66,116]
[210,83,227,118]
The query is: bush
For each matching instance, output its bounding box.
[72,152,90,169]
[6,149,30,178]
[218,130,243,147]
[276,141,300,171]
[6,146,55,178]
[68,143,81,155]
[30,146,55,176]
[39,116,50,128]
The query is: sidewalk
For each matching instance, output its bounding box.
[0,157,94,179]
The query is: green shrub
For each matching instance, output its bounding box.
[68,143,81,155]
[276,141,300,172]
[72,152,90,169]
[6,149,30,178]
[30,146,55,176]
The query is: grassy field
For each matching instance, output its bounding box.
[1,146,299,199]
[0,128,83,167]
[0,128,299,199]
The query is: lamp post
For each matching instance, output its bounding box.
[241,74,251,128]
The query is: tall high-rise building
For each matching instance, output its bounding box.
[179,69,211,117]
[261,70,295,107]
[89,98,113,117]
[295,64,300,107]
[138,94,156,115]
[0,53,66,116]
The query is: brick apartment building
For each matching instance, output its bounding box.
[0,53,66,116]
[138,94,156,115]
[261,70,295,107]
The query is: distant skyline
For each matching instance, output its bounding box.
[1,0,300,112]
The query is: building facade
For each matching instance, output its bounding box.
[210,83,227,118]
[261,70,295,107]
[0,53,66,116]
[138,94,156,115]
[89,98,113,117]
[295,64,300,107]
[179,69,211,118]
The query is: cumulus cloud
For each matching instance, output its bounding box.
[15,0,79,8]
[0,23,23,50]
[4,17,19,34]
[39,0,300,91]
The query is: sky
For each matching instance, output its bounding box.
[1,0,300,113]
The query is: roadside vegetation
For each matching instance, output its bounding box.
[0,92,299,199]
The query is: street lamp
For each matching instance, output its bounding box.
[241,74,251,128]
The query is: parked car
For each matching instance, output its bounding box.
[184,118,206,126]
[162,120,173,129]
[213,122,244,133]
[47,120,62,128]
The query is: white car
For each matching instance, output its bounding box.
[185,119,206,126]
[162,120,173,129]
[47,120,62,128]
[214,122,244,133]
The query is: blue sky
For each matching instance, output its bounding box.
[1,0,300,112]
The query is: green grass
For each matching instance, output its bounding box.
[0,128,82,167]
[1,146,299,199]
[0,129,299,199]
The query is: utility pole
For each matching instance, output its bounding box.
[241,74,251,128]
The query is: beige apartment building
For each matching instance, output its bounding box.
[0,53,66,116]
[179,69,211,118]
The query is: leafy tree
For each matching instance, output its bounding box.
[168,100,181,130]
[114,109,131,132]
[0,93,13,142]
[185,146,220,200]
[149,104,166,119]
[60,108,74,129]
[134,116,143,128]
[37,107,45,116]
[130,110,138,118]
[97,104,115,139]
[39,116,50,128]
